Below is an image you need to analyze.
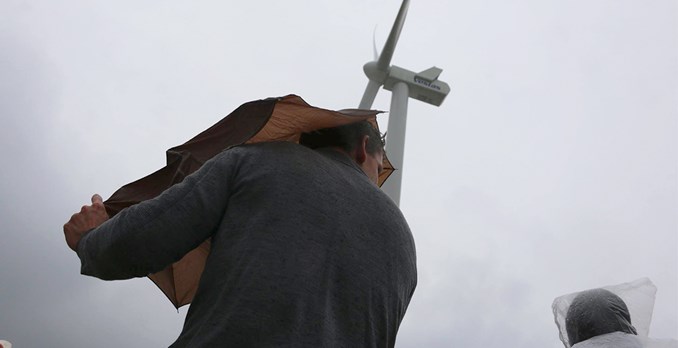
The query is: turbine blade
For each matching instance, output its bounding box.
[372,26,379,60]
[359,79,381,109]
[377,0,410,71]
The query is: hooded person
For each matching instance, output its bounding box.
[565,288,639,348]
[553,278,677,348]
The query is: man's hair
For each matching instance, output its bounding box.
[565,288,637,345]
[299,120,385,155]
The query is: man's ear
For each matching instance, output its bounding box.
[355,135,369,164]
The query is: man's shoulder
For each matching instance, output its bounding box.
[214,142,323,172]
[215,141,310,161]
[228,141,308,155]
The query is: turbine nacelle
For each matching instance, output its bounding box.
[383,66,450,106]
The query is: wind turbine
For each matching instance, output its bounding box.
[359,0,450,206]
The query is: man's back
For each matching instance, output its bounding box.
[78,142,416,347]
[174,142,417,347]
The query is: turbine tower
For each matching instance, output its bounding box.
[359,0,450,206]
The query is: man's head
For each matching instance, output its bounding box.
[565,288,637,346]
[299,120,385,184]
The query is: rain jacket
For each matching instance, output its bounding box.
[572,332,677,348]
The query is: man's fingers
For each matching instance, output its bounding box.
[91,194,103,205]
[64,195,108,253]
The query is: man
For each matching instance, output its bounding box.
[64,121,417,347]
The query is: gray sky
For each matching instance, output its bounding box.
[1,0,676,347]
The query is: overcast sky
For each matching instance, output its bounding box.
[1,0,676,347]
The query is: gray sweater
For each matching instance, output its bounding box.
[78,142,417,347]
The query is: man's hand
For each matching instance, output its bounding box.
[64,194,110,252]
